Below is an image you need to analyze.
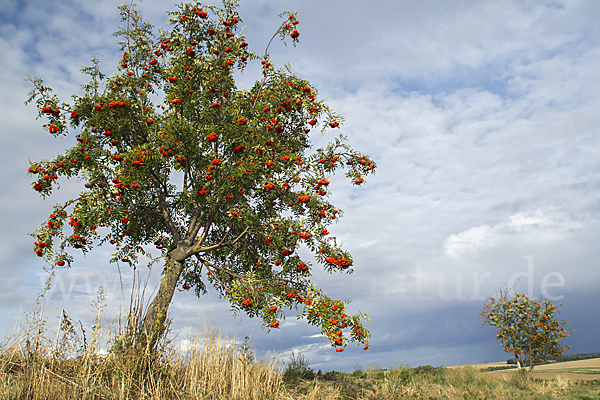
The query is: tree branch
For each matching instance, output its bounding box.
[157,193,181,243]
[195,255,232,294]
[186,208,204,241]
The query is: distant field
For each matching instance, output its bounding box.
[459,358,600,381]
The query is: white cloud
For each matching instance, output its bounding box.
[444,208,583,257]
[443,225,496,258]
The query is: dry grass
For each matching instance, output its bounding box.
[1,291,599,399]
[0,289,296,400]
[281,363,598,400]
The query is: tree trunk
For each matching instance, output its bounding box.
[517,357,524,372]
[137,244,188,353]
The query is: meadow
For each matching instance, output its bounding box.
[1,296,598,399]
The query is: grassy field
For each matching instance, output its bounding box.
[1,297,599,399]
[479,358,600,382]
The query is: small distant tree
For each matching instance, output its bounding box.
[480,288,573,377]
[25,0,375,355]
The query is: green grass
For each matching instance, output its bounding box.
[529,368,600,375]
[282,367,600,399]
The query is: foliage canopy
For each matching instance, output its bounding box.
[480,289,573,376]
[26,0,376,352]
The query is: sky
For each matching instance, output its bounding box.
[1,0,599,373]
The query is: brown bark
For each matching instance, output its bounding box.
[137,242,189,353]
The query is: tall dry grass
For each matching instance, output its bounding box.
[0,287,594,399]
[0,286,304,400]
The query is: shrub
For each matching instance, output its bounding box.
[282,351,315,382]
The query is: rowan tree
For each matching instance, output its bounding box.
[25,0,376,354]
[480,288,573,377]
